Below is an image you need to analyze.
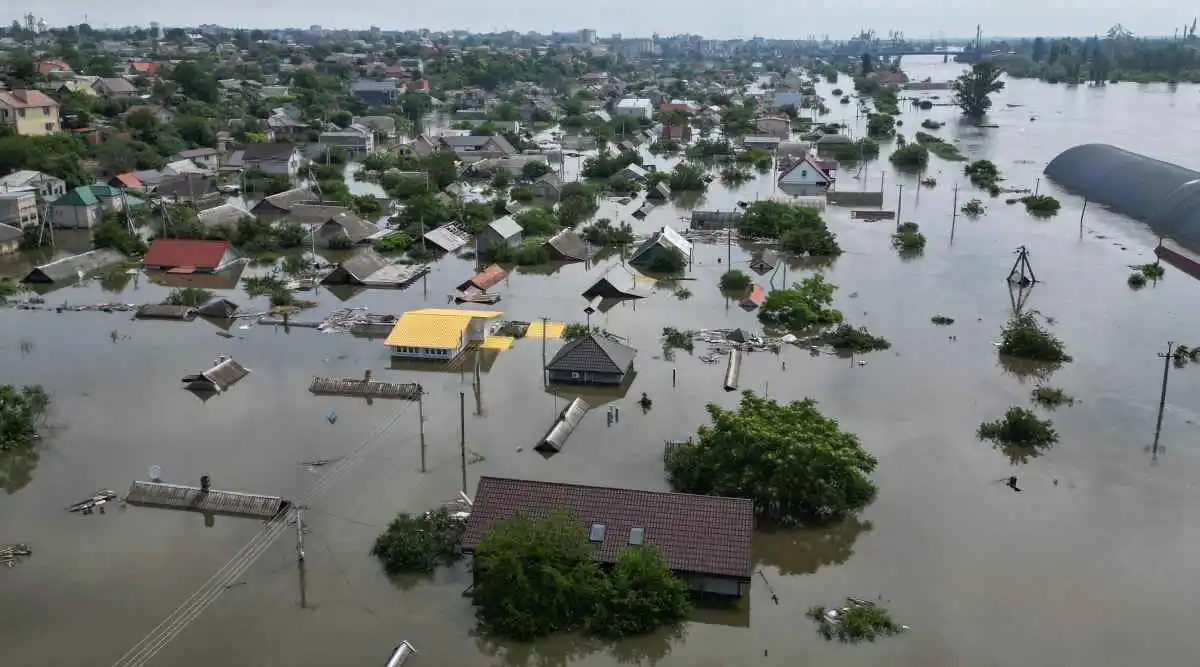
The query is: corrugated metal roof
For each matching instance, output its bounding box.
[537,397,590,453]
[384,308,504,349]
[545,230,588,261]
[21,249,125,284]
[423,222,470,252]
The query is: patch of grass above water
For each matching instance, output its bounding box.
[1031,386,1075,408]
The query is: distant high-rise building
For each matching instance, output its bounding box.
[579,29,597,44]
[149,21,162,40]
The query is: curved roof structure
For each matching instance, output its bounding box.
[1044,144,1200,250]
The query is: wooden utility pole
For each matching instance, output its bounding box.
[1079,198,1088,237]
[1152,341,1174,462]
[417,388,426,473]
[459,391,467,493]
[895,184,904,225]
[950,183,959,242]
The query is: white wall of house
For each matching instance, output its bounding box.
[389,341,463,360]
[249,151,301,177]
[779,159,831,186]
[614,99,653,119]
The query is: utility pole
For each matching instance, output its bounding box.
[417,388,426,473]
[1079,198,1088,237]
[459,391,467,494]
[294,507,305,562]
[540,316,549,386]
[726,223,732,266]
[895,184,904,224]
[1152,341,1174,462]
[950,183,959,242]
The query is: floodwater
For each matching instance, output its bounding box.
[4,56,1200,667]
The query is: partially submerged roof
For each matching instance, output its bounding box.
[630,226,693,264]
[462,476,755,580]
[198,203,254,230]
[0,223,22,244]
[142,239,233,270]
[253,187,315,214]
[1045,143,1200,252]
[486,215,523,240]
[458,264,507,292]
[545,230,588,261]
[581,265,650,300]
[384,308,503,349]
[547,333,637,375]
[423,222,470,252]
[21,249,125,284]
[324,247,390,283]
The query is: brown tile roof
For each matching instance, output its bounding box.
[0,89,59,109]
[143,239,232,270]
[462,476,755,580]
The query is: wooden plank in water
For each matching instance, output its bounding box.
[308,376,422,399]
[851,210,896,221]
[125,481,287,519]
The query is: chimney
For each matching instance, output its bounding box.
[200,475,211,492]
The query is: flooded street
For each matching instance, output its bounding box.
[5,56,1200,666]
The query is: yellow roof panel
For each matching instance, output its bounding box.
[408,308,504,320]
[385,313,471,349]
[526,321,565,339]
[481,335,515,350]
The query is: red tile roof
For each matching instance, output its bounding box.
[129,61,159,75]
[458,264,506,291]
[0,89,59,109]
[462,476,755,579]
[37,59,72,73]
[142,239,231,270]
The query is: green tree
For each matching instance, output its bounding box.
[521,160,551,181]
[665,391,878,522]
[371,508,465,575]
[719,269,752,291]
[168,60,219,104]
[471,512,689,641]
[738,201,841,255]
[586,547,691,638]
[515,208,560,236]
[865,113,895,138]
[330,110,353,128]
[0,385,50,452]
[759,274,844,329]
[952,61,1006,118]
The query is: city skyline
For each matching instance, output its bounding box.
[16,1,1193,41]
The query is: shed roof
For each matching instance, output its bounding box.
[198,203,253,229]
[462,476,755,580]
[333,247,390,281]
[423,222,470,252]
[458,264,507,291]
[547,333,637,375]
[487,215,523,240]
[1045,143,1200,252]
[143,239,232,269]
[545,229,588,261]
[630,226,693,264]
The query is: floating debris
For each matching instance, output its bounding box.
[327,410,338,424]
[300,457,344,468]
[807,597,908,643]
[0,543,32,568]
[66,489,118,514]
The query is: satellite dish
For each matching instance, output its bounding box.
[149,465,162,482]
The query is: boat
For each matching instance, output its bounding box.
[454,291,501,304]
[66,490,118,513]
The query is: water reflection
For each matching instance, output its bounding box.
[475,624,684,667]
[992,439,1055,466]
[997,356,1062,384]
[99,266,135,293]
[753,518,873,576]
[0,446,39,494]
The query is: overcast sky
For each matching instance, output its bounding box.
[27,1,1183,40]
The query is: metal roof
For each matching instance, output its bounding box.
[487,215,523,240]
[21,249,125,284]
[423,222,470,252]
[547,333,637,375]
[630,226,693,264]
[462,476,755,580]
[545,230,588,261]
[1044,143,1200,252]
[384,308,503,349]
[536,397,590,453]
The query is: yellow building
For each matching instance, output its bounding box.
[384,308,504,360]
[0,90,61,136]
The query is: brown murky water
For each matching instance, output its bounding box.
[4,57,1200,667]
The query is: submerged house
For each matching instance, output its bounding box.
[142,239,242,273]
[457,264,507,292]
[250,187,315,217]
[545,230,588,262]
[287,204,376,248]
[462,476,755,597]
[383,308,504,360]
[423,221,471,253]
[778,156,834,187]
[21,249,124,284]
[581,266,650,301]
[477,216,523,252]
[320,248,391,285]
[546,333,637,386]
[628,226,693,269]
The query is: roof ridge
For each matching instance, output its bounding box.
[477,475,753,505]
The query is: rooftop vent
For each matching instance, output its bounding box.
[589,523,606,543]
[628,527,645,546]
